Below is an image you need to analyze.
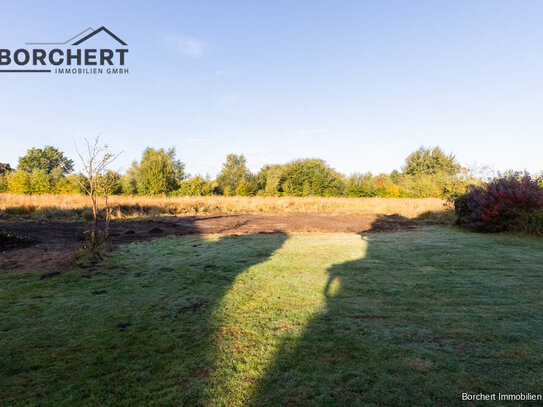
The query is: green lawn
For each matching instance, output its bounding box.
[1,227,542,406]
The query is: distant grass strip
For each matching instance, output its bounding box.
[0,193,449,221]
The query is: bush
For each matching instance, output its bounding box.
[0,174,9,192]
[176,176,214,196]
[235,181,257,196]
[374,174,404,197]
[8,170,31,193]
[455,173,543,232]
[345,173,377,197]
[399,173,471,198]
[518,212,543,235]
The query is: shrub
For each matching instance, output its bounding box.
[374,174,403,197]
[0,174,9,193]
[455,173,543,232]
[345,173,377,197]
[28,169,52,194]
[235,180,257,196]
[177,176,214,196]
[8,169,31,193]
[518,212,543,235]
[0,164,13,192]
[56,174,88,194]
[4,167,84,194]
[399,173,471,198]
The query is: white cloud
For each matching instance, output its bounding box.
[165,35,205,57]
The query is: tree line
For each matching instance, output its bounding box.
[0,145,478,198]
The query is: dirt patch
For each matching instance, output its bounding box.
[0,213,441,272]
[0,231,34,251]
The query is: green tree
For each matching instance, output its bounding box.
[403,146,460,176]
[0,163,13,192]
[256,164,283,196]
[28,169,52,194]
[216,154,255,196]
[121,161,139,195]
[345,172,377,197]
[97,171,123,195]
[18,146,74,175]
[177,176,214,196]
[0,163,13,175]
[277,159,345,196]
[133,147,185,195]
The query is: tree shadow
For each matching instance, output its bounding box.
[0,217,288,405]
[249,216,541,406]
[249,231,393,406]
[95,231,289,405]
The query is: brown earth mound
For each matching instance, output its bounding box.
[0,213,439,272]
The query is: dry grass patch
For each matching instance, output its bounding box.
[0,193,449,220]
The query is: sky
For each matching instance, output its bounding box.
[1,0,542,177]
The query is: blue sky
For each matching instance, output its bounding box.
[1,1,542,177]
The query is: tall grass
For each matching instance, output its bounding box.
[0,193,449,220]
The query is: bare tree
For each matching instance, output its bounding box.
[75,136,121,252]
[98,170,118,240]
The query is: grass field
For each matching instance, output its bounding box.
[1,227,542,406]
[0,193,449,220]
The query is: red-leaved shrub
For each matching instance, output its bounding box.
[455,174,543,232]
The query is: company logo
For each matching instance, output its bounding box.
[0,26,129,75]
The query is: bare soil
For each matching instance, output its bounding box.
[0,213,439,272]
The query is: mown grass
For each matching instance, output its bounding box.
[0,193,449,221]
[1,228,542,405]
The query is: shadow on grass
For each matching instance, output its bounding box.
[158,232,288,405]
[97,231,289,406]
[0,224,288,405]
[248,217,542,406]
[249,232,421,405]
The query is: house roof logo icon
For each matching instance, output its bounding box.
[25,26,127,46]
[72,26,127,46]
